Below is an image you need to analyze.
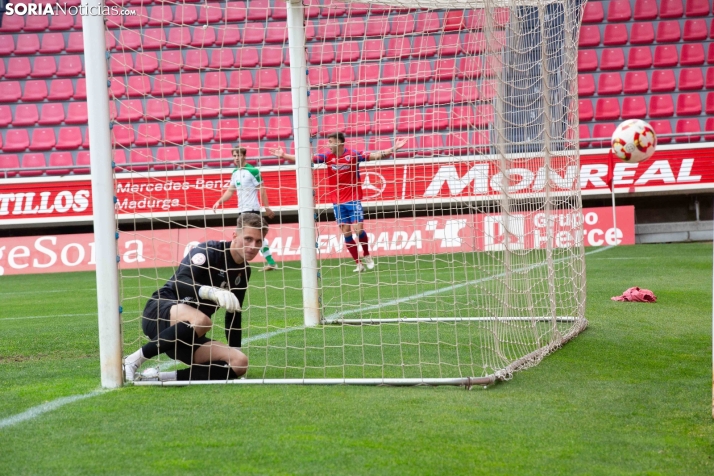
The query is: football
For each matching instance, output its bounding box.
[610,119,657,163]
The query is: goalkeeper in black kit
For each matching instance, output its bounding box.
[123,213,267,383]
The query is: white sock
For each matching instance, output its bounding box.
[127,348,147,366]
[159,371,177,381]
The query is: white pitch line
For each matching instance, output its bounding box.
[0,313,96,322]
[0,390,107,430]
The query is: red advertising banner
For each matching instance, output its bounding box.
[0,206,633,276]
[1,144,703,226]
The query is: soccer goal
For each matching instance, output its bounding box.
[87,0,587,388]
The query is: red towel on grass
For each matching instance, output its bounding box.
[611,287,657,303]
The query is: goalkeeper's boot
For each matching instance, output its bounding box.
[261,264,279,272]
[140,368,177,382]
[362,255,375,270]
[353,262,365,273]
[123,357,141,382]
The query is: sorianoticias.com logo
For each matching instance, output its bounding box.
[4,3,135,16]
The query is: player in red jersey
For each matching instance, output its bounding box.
[270,133,409,272]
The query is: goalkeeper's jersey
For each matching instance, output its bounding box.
[230,164,262,212]
[156,240,251,321]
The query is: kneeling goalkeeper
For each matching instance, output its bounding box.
[123,213,267,383]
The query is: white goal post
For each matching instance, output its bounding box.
[88,0,588,388]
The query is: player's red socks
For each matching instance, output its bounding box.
[344,235,360,263]
[358,231,370,256]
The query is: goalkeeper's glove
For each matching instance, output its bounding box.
[198,286,241,312]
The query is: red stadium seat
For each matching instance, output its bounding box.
[382,62,407,83]
[47,80,74,101]
[24,13,49,32]
[135,123,162,147]
[442,11,465,32]
[177,74,201,96]
[377,85,402,108]
[125,149,153,173]
[415,12,441,33]
[706,118,714,141]
[132,53,158,74]
[709,44,714,64]
[15,34,40,55]
[166,27,191,49]
[457,56,482,80]
[683,19,708,41]
[164,123,188,145]
[151,74,177,96]
[595,98,621,120]
[318,113,345,135]
[681,44,705,65]
[630,23,654,44]
[407,60,433,82]
[649,120,673,144]
[677,93,703,115]
[228,71,253,92]
[66,102,88,124]
[628,47,653,69]
[604,24,628,45]
[13,105,39,127]
[144,29,167,50]
[403,84,428,107]
[352,87,376,110]
[266,22,288,43]
[247,0,271,20]
[235,47,259,68]
[336,42,360,63]
[656,21,681,42]
[686,0,711,16]
[309,44,334,65]
[206,143,233,168]
[651,70,676,92]
[57,56,83,77]
[254,69,279,90]
[659,0,684,18]
[579,26,601,47]
[247,93,273,115]
[154,147,180,171]
[117,29,141,52]
[316,19,341,40]
[434,59,456,81]
[112,124,135,147]
[74,152,91,174]
[222,95,248,117]
[622,96,647,119]
[634,0,658,20]
[308,90,324,112]
[195,95,218,119]
[455,81,479,102]
[146,98,170,121]
[30,128,56,151]
[39,103,65,126]
[215,119,240,143]
[465,10,485,30]
[601,48,625,70]
[597,73,623,95]
[420,134,445,155]
[451,106,477,129]
[366,16,390,37]
[578,74,595,96]
[168,97,196,120]
[19,154,46,177]
[423,107,449,131]
[260,46,283,67]
[649,95,675,117]
[707,69,714,89]
[0,106,10,128]
[198,4,223,24]
[325,89,351,111]
[397,110,422,133]
[391,13,415,35]
[0,14,24,33]
[445,132,471,155]
[149,5,173,26]
[675,119,701,142]
[127,76,151,98]
[241,118,267,140]
[209,49,234,69]
[21,80,48,102]
[607,0,632,21]
[579,99,594,121]
[679,68,704,90]
[356,64,380,85]
[412,36,437,58]
[49,13,73,33]
[591,123,616,147]
[184,50,209,71]
[117,99,144,122]
[109,78,126,99]
[374,110,396,134]
[203,72,228,94]
[183,146,207,167]
[274,92,292,114]
[175,5,198,25]
[343,20,365,38]
[386,37,411,59]
[225,2,247,22]
[266,117,292,139]
[582,1,604,22]
[5,57,31,79]
[0,35,14,55]
[0,82,21,103]
[438,34,460,56]
[191,26,216,48]
[346,112,371,135]
[428,83,453,105]
[3,130,30,153]
[242,24,265,44]
[47,153,73,176]
[216,25,241,46]
[361,39,385,61]
[577,50,598,72]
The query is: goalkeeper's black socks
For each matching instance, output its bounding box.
[176,361,239,381]
[141,321,199,362]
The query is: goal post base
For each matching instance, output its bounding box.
[134,376,496,388]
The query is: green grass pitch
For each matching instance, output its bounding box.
[0,243,712,474]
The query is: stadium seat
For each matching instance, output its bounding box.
[600,48,625,70]
[681,44,705,65]
[193,95,217,119]
[577,50,598,72]
[336,41,360,63]
[15,34,40,55]
[445,131,471,155]
[579,99,594,121]
[221,94,247,117]
[112,124,135,147]
[438,34,461,56]
[274,92,292,114]
[0,13,24,33]
[151,147,179,171]
[595,98,621,120]
[29,128,56,151]
[457,56,482,80]
[465,10,485,30]
[579,26,601,47]
[412,36,438,58]
[421,107,448,131]
[13,105,39,127]
[166,27,191,49]
[343,20,365,38]
[47,152,73,176]
[266,117,292,139]
[208,49,234,70]
[307,90,324,112]
[202,72,227,94]
[247,0,271,20]
[75,79,87,101]
[622,96,647,119]
[125,149,153,173]
[407,60,433,82]
[224,1,247,22]
[191,26,216,48]
[382,62,407,83]
[325,89,351,111]
[651,70,676,92]
[316,19,341,40]
[254,69,279,90]
[0,106,10,128]
[47,80,73,101]
[576,124,591,148]
[66,102,87,125]
[634,0,659,20]
[175,4,198,25]
[649,95,675,116]
[345,112,371,135]
[227,71,253,92]
[151,74,177,96]
[578,74,595,96]
[391,13,415,35]
[414,12,441,33]
[674,118,701,142]
[215,25,241,47]
[387,37,412,59]
[604,24,628,45]
[686,0,710,16]
[235,47,259,68]
[442,11,464,32]
[377,85,402,108]
[0,35,14,55]
[146,98,170,121]
[582,1,604,23]
[356,64,380,85]
[198,4,223,24]
[184,50,209,71]
[709,43,714,64]
[149,5,173,26]
[247,93,273,115]
[144,29,167,50]
[39,103,65,126]
[24,13,49,32]
[677,93,703,115]
[397,110,423,133]
[352,87,376,110]
[5,58,30,79]
[374,110,396,134]
[57,56,83,77]
[366,15,390,37]
[591,123,616,147]
[0,82,21,103]
[320,113,346,135]
[164,123,187,145]
[683,19,708,41]
[656,21,681,42]
[402,84,428,107]
[433,58,456,81]
[427,82,452,105]
[18,154,46,177]
[21,80,48,102]
[109,78,126,99]
[65,32,85,54]
[659,0,684,18]
[241,118,267,140]
[117,99,144,122]
[455,81,479,103]
[628,47,653,68]
[420,133,445,155]
[607,0,632,21]
[630,23,655,44]
[117,29,142,52]
[74,151,91,174]
[266,21,288,43]
[135,123,162,147]
[130,53,157,74]
[242,24,265,45]
[706,118,714,141]
[3,129,30,152]
[169,97,195,120]
[181,146,206,168]
[597,73,623,95]
[361,39,385,61]
[679,68,704,90]
[309,44,334,64]
[176,73,199,96]
[214,117,240,142]
[127,76,151,98]
[260,46,283,67]
[649,120,673,144]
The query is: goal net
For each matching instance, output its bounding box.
[105,0,587,386]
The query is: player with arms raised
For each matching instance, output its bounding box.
[212,146,279,271]
[122,213,268,382]
[270,133,409,272]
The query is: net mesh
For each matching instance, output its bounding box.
[110,0,586,384]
